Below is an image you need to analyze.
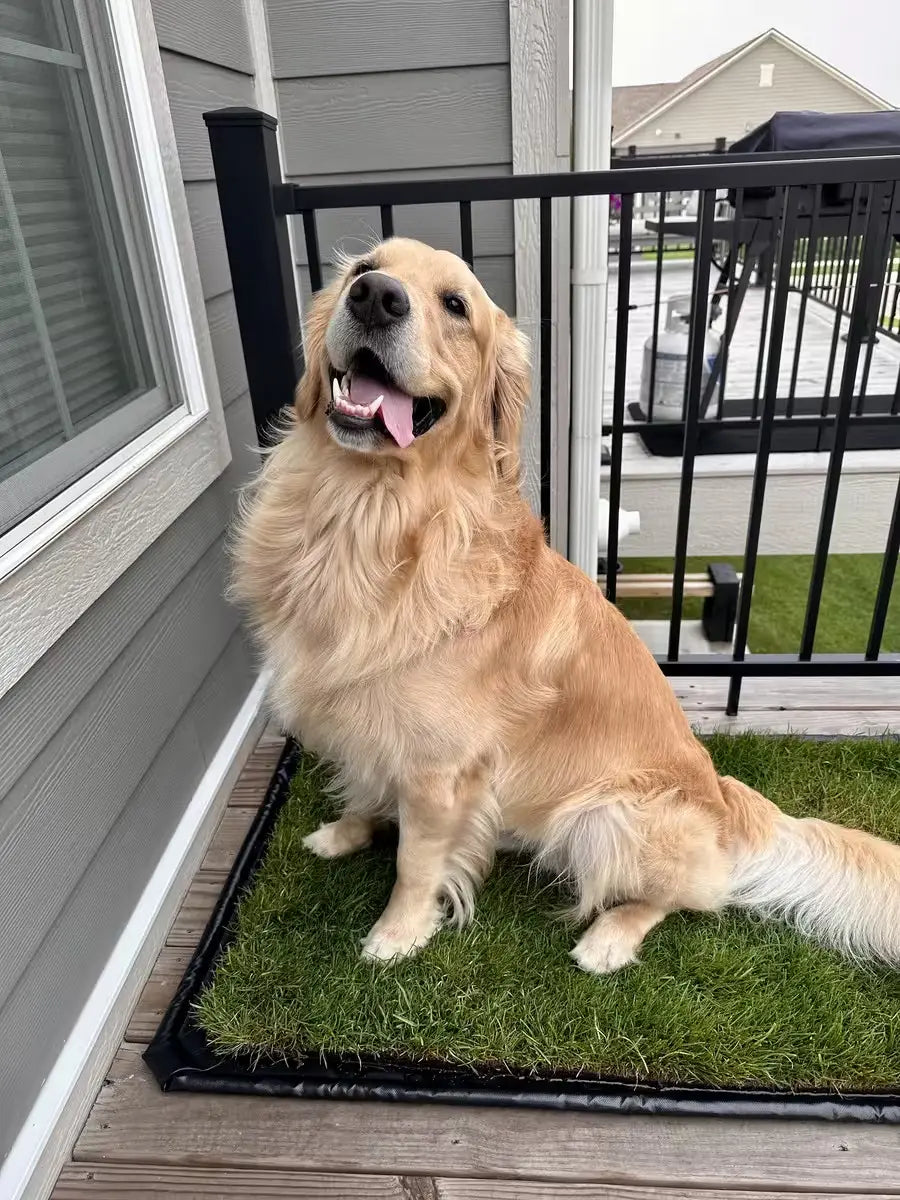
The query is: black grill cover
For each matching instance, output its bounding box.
[727,111,900,211]
[730,110,900,155]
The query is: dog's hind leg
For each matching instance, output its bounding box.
[571,901,669,974]
[562,785,731,975]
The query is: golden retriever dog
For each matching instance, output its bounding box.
[232,237,900,972]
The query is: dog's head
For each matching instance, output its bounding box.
[295,238,531,478]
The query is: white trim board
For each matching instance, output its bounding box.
[0,671,271,1200]
[508,0,571,551]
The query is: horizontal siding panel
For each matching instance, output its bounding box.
[151,0,253,74]
[297,252,515,314]
[0,470,252,800]
[293,199,514,266]
[0,630,255,1156]
[267,0,509,79]
[161,52,256,182]
[207,291,249,404]
[288,162,513,188]
[0,540,238,1011]
[277,66,512,176]
[474,253,515,315]
[185,181,232,301]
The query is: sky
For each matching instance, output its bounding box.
[603,0,900,105]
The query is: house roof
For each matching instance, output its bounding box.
[611,29,892,147]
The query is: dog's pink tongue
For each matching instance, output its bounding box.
[349,374,415,448]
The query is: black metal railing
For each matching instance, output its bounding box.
[204,107,900,714]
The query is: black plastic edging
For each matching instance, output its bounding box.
[144,737,900,1122]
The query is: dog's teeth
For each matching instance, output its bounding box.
[374,394,384,409]
[332,377,341,406]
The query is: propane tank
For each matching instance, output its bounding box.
[639,294,721,421]
[598,498,640,553]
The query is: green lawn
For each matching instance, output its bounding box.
[618,554,898,654]
[196,736,900,1091]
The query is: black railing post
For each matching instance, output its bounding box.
[204,107,301,440]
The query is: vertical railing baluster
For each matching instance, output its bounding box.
[668,188,715,662]
[302,209,323,293]
[819,185,862,450]
[539,195,552,536]
[605,192,633,603]
[646,190,666,422]
[787,184,821,416]
[801,181,892,660]
[865,475,900,661]
[752,204,778,418]
[459,201,474,267]
[726,189,800,715]
[858,183,895,412]
[877,182,897,331]
[715,187,743,419]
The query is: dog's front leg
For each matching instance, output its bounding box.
[360,768,457,962]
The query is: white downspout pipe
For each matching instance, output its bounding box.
[569,0,615,576]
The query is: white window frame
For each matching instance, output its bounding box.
[0,0,231,698]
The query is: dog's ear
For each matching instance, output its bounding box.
[490,310,531,478]
[294,277,343,420]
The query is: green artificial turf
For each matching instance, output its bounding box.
[618,554,899,654]
[196,735,900,1092]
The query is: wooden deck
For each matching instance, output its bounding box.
[52,683,900,1199]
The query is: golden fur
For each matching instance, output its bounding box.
[232,238,900,970]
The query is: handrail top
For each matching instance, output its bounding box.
[275,152,900,213]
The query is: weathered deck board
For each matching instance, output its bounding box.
[53,1164,899,1200]
[52,1163,407,1197]
[200,807,257,873]
[165,873,226,948]
[689,708,900,735]
[227,739,285,807]
[438,1185,899,1200]
[74,1044,900,1192]
[125,947,193,1043]
[672,674,900,715]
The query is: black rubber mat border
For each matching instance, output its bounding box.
[144,736,900,1121]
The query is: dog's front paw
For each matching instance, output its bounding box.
[360,908,442,963]
[302,817,372,859]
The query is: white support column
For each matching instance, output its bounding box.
[569,0,614,576]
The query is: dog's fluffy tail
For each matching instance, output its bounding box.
[722,776,900,965]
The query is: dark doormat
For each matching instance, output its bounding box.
[145,735,900,1121]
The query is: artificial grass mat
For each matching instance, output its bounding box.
[195,735,900,1093]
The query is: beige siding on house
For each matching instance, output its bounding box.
[621,38,884,152]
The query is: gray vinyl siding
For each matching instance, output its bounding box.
[0,2,261,1160]
[622,38,886,153]
[266,0,516,313]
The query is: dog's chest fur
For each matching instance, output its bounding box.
[235,443,511,775]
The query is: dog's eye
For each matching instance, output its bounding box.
[351,260,375,278]
[442,293,468,318]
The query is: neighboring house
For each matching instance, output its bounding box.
[612,28,894,157]
[0,0,567,1189]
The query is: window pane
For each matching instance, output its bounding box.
[0,4,177,535]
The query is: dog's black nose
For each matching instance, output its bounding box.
[346,271,410,327]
